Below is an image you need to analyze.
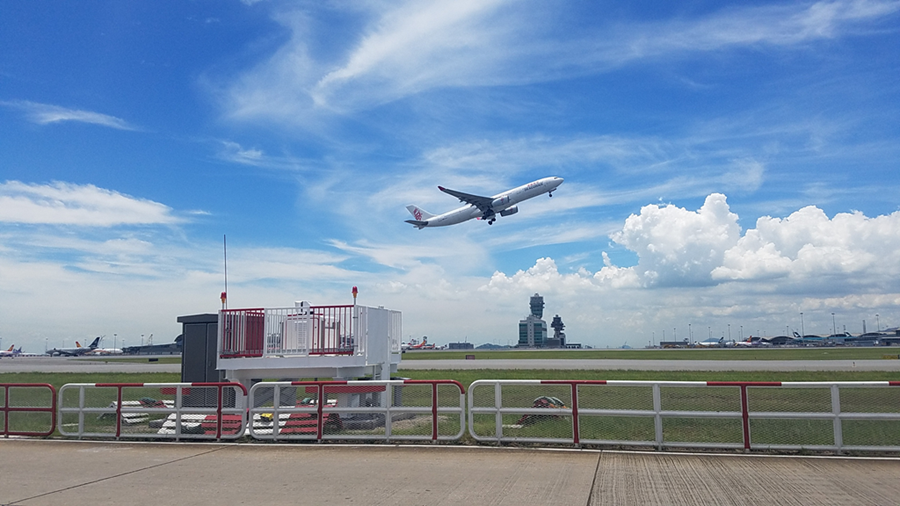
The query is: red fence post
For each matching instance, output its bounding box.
[1,384,57,437]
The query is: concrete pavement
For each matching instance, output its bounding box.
[5,356,900,374]
[2,439,899,506]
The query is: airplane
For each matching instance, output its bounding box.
[402,337,435,351]
[0,345,16,358]
[47,336,101,357]
[90,345,124,356]
[405,176,564,228]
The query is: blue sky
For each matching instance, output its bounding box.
[2,0,899,351]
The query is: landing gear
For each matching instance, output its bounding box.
[549,192,553,197]
[488,218,495,225]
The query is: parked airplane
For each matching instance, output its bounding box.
[47,336,101,357]
[405,176,563,228]
[0,345,16,358]
[90,346,124,356]
[402,337,436,351]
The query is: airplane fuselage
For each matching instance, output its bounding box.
[409,176,563,228]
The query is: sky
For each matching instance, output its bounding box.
[1,0,899,352]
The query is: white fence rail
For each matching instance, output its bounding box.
[468,380,900,452]
[16,379,900,452]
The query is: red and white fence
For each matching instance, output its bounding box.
[468,380,900,452]
[1,383,56,437]
[220,305,360,358]
[58,382,248,440]
[248,379,466,442]
[5,379,900,452]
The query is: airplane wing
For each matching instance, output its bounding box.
[438,186,494,214]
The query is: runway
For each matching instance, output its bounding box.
[398,358,900,371]
[3,356,900,374]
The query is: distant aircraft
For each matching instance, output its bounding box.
[402,336,436,351]
[0,345,16,358]
[47,336,101,357]
[90,344,124,356]
[405,176,563,228]
[732,337,754,347]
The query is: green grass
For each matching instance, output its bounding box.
[402,347,900,361]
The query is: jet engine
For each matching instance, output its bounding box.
[500,205,519,217]
[491,195,511,208]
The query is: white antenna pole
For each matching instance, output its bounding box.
[222,234,228,309]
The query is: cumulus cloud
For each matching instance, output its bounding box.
[468,194,900,344]
[0,181,182,226]
[612,194,741,287]
[713,206,900,284]
[1,100,137,130]
[483,194,900,321]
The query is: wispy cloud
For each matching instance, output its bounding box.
[1,100,137,130]
[0,181,182,226]
[223,0,900,123]
[215,140,306,171]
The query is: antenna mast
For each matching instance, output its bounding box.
[221,234,228,309]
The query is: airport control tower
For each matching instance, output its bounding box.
[530,293,545,319]
[518,293,548,347]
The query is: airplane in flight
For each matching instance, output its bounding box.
[47,336,101,357]
[405,176,563,229]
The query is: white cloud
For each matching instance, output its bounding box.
[714,206,900,284]
[612,194,742,287]
[0,181,182,226]
[222,0,900,123]
[1,100,137,130]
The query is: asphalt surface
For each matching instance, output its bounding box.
[1,440,898,506]
[4,356,900,374]
[399,358,900,371]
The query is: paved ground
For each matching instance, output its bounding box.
[399,358,900,371]
[4,356,900,374]
[1,440,898,506]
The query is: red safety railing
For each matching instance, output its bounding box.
[220,308,266,357]
[220,305,358,358]
[248,379,466,442]
[1,383,57,437]
[469,380,900,452]
[58,382,248,440]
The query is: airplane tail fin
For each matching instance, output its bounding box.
[5,345,13,352]
[89,337,101,349]
[406,205,434,221]
[405,205,434,229]
[76,341,82,348]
